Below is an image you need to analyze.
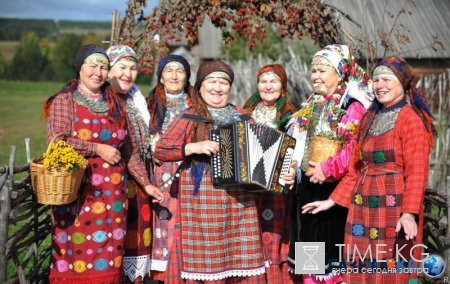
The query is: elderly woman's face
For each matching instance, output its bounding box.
[160,65,187,95]
[373,75,404,107]
[79,61,109,93]
[108,60,138,94]
[257,73,282,106]
[310,65,340,96]
[200,77,231,108]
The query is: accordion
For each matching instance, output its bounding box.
[209,120,296,193]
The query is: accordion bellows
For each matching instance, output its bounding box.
[210,121,296,193]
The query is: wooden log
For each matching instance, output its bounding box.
[438,215,448,231]
[444,176,450,279]
[426,221,444,252]
[424,212,441,223]
[0,147,16,283]
[424,195,447,208]
[425,189,448,200]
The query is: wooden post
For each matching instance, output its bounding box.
[0,147,16,283]
[445,176,450,279]
[25,138,30,163]
[110,9,117,46]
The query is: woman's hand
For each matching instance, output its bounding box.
[396,213,417,240]
[144,184,165,203]
[305,161,326,184]
[302,199,335,214]
[280,161,297,190]
[185,140,219,156]
[96,143,122,165]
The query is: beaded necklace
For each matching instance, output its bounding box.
[208,105,242,127]
[72,90,109,113]
[78,84,102,99]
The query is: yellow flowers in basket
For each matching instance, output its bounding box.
[30,133,87,205]
[42,140,87,173]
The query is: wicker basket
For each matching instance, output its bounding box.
[30,133,86,205]
[306,136,342,172]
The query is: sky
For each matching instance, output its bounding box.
[0,0,150,21]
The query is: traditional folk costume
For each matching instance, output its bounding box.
[44,45,151,284]
[329,56,436,283]
[243,64,298,284]
[145,55,194,281]
[287,44,373,284]
[106,45,154,283]
[154,61,267,283]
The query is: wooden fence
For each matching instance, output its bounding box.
[0,69,449,283]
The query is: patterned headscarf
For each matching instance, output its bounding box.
[43,44,126,127]
[74,44,109,75]
[147,54,193,134]
[157,54,191,83]
[356,56,436,155]
[195,60,234,89]
[311,44,374,109]
[106,44,138,67]
[243,64,297,129]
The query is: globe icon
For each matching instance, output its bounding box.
[423,254,445,277]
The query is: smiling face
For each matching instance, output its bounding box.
[310,65,340,96]
[108,60,138,94]
[200,77,231,108]
[372,75,405,108]
[160,65,187,95]
[79,61,109,93]
[257,73,283,106]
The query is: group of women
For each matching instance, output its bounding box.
[42,42,436,284]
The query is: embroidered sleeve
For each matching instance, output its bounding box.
[47,93,97,156]
[321,101,366,179]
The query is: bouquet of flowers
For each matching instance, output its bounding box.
[292,94,358,172]
[30,133,87,205]
[293,94,350,144]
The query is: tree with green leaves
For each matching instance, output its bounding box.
[7,32,51,81]
[48,34,83,81]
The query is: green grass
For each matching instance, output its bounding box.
[0,80,56,167]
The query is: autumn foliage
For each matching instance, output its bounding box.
[111,0,344,74]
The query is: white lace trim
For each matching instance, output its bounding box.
[181,266,266,281]
[308,270,341,281]
[123,255,151,282]
[150,259,168,272]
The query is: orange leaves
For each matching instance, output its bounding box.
[119,0,343,73]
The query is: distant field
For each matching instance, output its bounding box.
[59,27,111,38]
[0,41,19,64]
[0,80,152,167]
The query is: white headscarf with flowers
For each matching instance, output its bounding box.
[288,44,373,178]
